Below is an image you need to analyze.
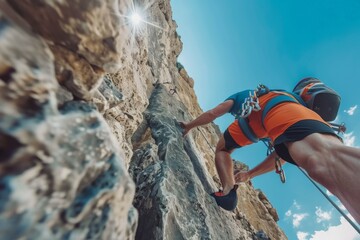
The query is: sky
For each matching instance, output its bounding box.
[170,1,360,240]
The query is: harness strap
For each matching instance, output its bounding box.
[238,118,259,143]
[237,88,306,144]
[261,93,304,129]
[270,90,306,105]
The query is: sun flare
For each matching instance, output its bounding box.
[131,12,142,26]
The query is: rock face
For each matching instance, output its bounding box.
[0,1,136,239]
[0,0,287,240]
[129,85,281,240]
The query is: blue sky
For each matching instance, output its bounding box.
[171,1,360,239]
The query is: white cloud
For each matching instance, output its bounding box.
[293,200,301,210]
[343,132,356,147]
[344,105,357,116]
[285,200,309,228]
[285,200,301,218]
[297,231,309,240]
[315,207,332,223]
[293,213,309,228]
[285,210,292,217]
[309,216,360,240]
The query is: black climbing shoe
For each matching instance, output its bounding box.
[210,185,238,211]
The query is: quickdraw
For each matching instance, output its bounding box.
[239,84,268,118]
[262,138,286,183]
[275,156,286,183]
[239,91,260,118]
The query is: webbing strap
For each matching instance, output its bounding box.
[261,95,300,125]
[270,90,306,105]
[238,89,306,143]
[238,118,259,143]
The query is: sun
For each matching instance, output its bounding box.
[131,12,143,26]
[111,3,164,39]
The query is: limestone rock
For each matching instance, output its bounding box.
[130,85,257,239]
[50,44,104,100]
[0,13,57,119]
[6,0,132,72]
[258,190,280,222]
[0,0,288,239]
[0,4,136,240]
[5,0,132,100]
[91,75,123,113]
[237,184,285,240]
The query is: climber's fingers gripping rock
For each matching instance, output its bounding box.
[178,121,191,137]
[234,171,251,183]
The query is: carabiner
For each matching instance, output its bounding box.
[275,157,286,183]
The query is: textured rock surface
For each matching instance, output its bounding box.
[0,1,136,240]
[130,85,258,239]
[0,0,287,239]
[130,84,286,240]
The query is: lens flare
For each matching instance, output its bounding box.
[111,0,165,53]
[131,12,142,26]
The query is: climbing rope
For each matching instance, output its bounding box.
[196,126,216,154]
[298,167,360,234]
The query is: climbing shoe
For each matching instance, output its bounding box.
[210,185,238,211]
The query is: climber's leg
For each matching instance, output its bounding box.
[273,119,360,223]
[214,133,237,195]
[287,133,360,224]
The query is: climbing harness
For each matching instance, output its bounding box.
[236,83,345,146]
[235,85,303,144]
[233,84,270,144]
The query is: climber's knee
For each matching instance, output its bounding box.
[215,136,227,152]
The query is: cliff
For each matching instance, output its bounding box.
[0,0,286,239]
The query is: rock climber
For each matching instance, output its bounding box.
[179,77,360,224]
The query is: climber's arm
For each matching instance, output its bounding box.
[179,100,233,136]
[235,152,286,182]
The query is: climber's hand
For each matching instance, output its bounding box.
[234,171,251,183]
[178,121,191,137]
